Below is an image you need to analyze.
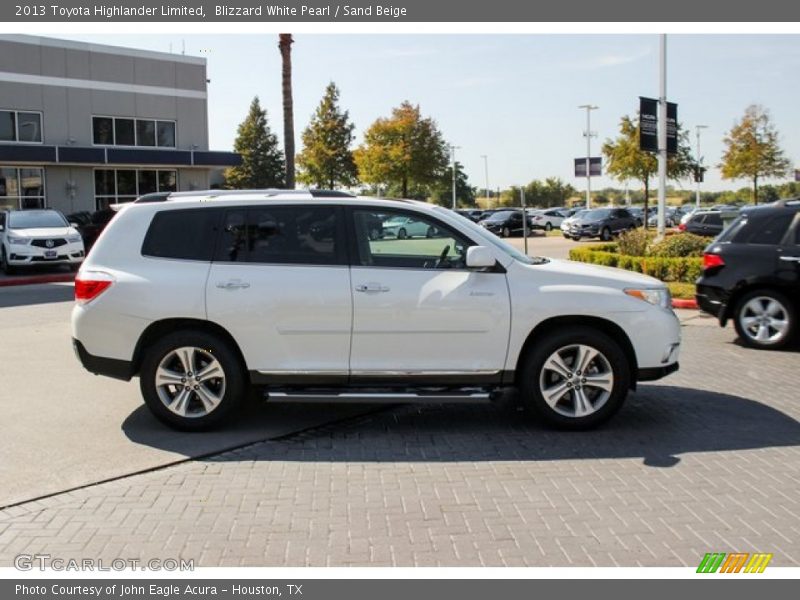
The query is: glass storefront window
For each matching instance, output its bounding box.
[0,166,45,209]
[94,169,178,210]
[93,116,176,148]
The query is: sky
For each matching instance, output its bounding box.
[60,34,800,193]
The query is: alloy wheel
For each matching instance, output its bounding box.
[154,346,226,418]
[538,344,614,419]
[738,296,790,344]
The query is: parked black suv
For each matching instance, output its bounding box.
[564,207,637,241]
[696,199,799,349]
[679,210,724,237]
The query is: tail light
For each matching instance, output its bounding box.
[703,253,725,270]
[75,272,114,304]
[678,223,687,231]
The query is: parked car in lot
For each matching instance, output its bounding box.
[679,210,725,237]
[530,209,566,231]
[455,209,485,223]
[381,215,440,239]
[696,199,799,349]
[563,208,637,241]
[561,209,588,237]
[72,190,680,432]
[67,208,118,250]
[0,209,85,274]
[479,209,527,237]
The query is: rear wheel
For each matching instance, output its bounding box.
[519,327,631,430]
[733,289,795,349]
[139,330,246,431]
[600,227,612,241]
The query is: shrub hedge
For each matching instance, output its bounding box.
[569,245,703,283]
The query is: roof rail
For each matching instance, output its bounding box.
[772,197,800,207]
[167,188,357,199]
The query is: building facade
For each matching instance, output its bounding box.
[0,35,240,215]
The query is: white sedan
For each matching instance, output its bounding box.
[381,215,441,239]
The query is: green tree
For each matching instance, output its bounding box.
[719,104,791,204]
[225,97,285,188]
[602,115,693,226]
[354,101,449,199]
[428,162,477,207]
[297,83,357,189]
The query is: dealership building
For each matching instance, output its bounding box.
[0,34,240,214]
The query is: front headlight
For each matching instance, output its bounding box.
[7,235,29,246]
[67,234,82,243]
[624,287,672,309]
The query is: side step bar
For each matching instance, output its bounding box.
[267,390,494,404]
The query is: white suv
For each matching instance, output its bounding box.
[72,191,680,431]
[1,209,85,274]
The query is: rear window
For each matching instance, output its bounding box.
[141,208,220,261]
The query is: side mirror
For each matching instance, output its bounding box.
[466,246,496,269]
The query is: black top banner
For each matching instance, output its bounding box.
[4,0,800,21]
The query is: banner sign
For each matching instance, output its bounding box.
[639,97,678,155]
[574,157,602,177]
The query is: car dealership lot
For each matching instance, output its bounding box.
[0,283,799,566]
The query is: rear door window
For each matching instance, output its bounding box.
[142,208,221,261]
[704,213,722,226]
[746,213,794,245]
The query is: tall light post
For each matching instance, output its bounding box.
[481,154,489,206]
[656,34,668,239]
[695,124,708,209]
[449,144,461,210]
[579,104,598,209]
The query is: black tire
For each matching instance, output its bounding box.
[1,247,14,275]
[518,326,631,430]
[600,227,612,241]
[572,236,581,242]
[139,330,247,431]
[545,222,553,232]
[733,289,796,350]
[502,227,511,238]
[398,227,408,240]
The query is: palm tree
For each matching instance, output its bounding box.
[278,34,295,189]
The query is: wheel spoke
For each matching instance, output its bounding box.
[573,388,593,417]
[769,318,789,335]
[176,347,196,374]
[195,359,223,383]
[583,372,613,393]
[575,345,598,374]
[545,352,572,379]
[756,324,771,342]
[766,301,784,317]
[194,384,221,413]
[170,388,192,417]
[741,316,759,331]
[155,366,184,387]
[542,381,570,407]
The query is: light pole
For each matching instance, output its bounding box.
[695,125,708,209]
[579,104,598,209]
[656,34,668,239]
[449,144,461,210]
[481,154,489,206]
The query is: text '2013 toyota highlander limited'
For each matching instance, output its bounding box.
[72,191,680,431]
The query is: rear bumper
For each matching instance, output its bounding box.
[695,283,729,324]
[72,338,133,381]
[637,362,679,381]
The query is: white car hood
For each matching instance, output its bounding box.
[9,227,74,238]
[529,257,665,289]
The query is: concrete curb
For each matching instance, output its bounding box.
[672,298,698,310]
[0,273,75,288]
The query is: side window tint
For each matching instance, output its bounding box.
[142,208,220,261]
[216,206,340,265]
[747,214,793,245]
[354,210,472,270]
[706,213,722,226]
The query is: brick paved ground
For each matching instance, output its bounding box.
[1,322,798,567]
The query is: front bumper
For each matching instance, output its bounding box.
[637,362,679,381]
[7,242,84,266]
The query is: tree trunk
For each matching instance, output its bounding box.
[402,176,408,199]
[643,176,650,229]
[278,34,295,189]
[753,175,759,205]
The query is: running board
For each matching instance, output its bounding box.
[266,390,494,404]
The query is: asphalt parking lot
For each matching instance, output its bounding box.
[0,280,798,567]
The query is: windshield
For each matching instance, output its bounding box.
[580,209,611,220]
[9,211,68,229]
[432,206,537,265]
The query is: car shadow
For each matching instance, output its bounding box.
[122,384,800,468]
[0,282,74,308]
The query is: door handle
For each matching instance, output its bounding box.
[216,280,250,290]
[779,256,800,263]
[355,283,390,293]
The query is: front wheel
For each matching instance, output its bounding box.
[600,227,612,241]
[518,327,631,430]
[139,330,246,431]
[397,227,408,240]
[502,227,511,238]
[1,247,14,275]
[545,222,553,232]
[733,289,795,349]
